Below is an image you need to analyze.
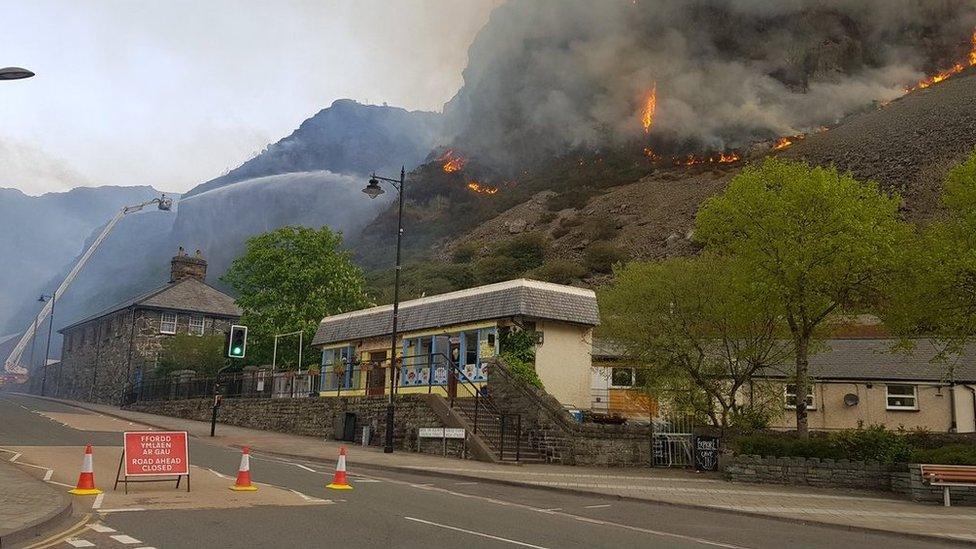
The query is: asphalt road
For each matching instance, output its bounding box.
[0,393,967,549]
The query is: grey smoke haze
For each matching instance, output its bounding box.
[445,0,976,162]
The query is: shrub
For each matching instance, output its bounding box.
[581,217,619,241]
[452,241,480,263]
[528,259,587,284]
[500,329,543,389]
[538,211,557,225]
[494,232,548,272]
[909,444,976,466]
[475,256,522,284]
[583,241,628,274]
[731,425,934,464]
[546,187,598,211]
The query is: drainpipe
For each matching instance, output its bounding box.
[949,382,958,433]
[967,385,976,433]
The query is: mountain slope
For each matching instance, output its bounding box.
[185,99,443,198]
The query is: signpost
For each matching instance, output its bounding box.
[694,435,719,472]
[115,431,190,493]
[418,427,466,457]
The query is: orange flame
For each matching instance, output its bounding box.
[643,149,741,167]
[467,181,499,195]
[437,148,468,173]
[906,29,976,92]
[640,84,657,134]
[772,137,793,151]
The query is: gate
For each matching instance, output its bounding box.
[652,412,696,468]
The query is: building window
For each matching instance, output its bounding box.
[160,312,177,334]
[188,315,205,336]
[886,384,918,411]
[610,367,648,389]
[785,384,816,409]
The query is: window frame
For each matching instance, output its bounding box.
[188,315,205,336]
[885,384,918,411]
[784,383,816,410]
[610,367,635,389]
[159,312,178,335]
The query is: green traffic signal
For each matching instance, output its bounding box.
[228,325,247,358]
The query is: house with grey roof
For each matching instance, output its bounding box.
[48,248,242,404]
[312,279,599,409]
[593,337,976,433]
[754,339,976,434]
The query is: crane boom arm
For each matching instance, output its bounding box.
[4,197,163,374]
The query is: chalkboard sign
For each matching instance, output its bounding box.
[695,436,719,471]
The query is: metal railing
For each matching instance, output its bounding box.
[126,370,320,403]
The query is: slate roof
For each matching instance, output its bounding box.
[313,279,599,346]
[758,339,976,383]
[60,278,242,333]
[593,338,976,382]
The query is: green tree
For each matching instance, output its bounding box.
[155,334,227,378]
[695,158,906,436]
[884,151,976,397]
[599,255,791,428]
[222,226,368,369]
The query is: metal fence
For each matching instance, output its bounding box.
[127,370,321,403]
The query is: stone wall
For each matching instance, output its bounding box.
[125,394,453,454]
[726,454,976,505]
[486,358,652,466]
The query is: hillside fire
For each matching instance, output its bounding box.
[467,181,499,195]
[640,84,657,134]
[437,148,468,173]
[906,28,976,92]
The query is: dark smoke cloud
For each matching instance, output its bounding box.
[444,0,976,162]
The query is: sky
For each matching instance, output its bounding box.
[0,0,497,196]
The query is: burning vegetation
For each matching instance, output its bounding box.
[437,148,468,173]
[640,84,656,134]
[906,29,976,92]
[467,181,499,195]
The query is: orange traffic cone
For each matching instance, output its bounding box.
[69,444,102,495]
[230,446,258,491]
[326,446,353,490]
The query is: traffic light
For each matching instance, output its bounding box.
[227,325,247,358]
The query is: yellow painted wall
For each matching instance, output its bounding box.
[533,321,593,409]
[764,381,973,432]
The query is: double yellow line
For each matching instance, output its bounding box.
[19,513,91,549]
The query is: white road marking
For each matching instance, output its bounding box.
[540,508,563,513]
[65,538,95,547]
[8,452,22,461]
[88,523,116,533]
[287,488,331,503]
[584,504,612,509]
[352,478,381,483]
[373,472,754,549]
[92,493,104,510]
[98,508,147,513]
[207,468,233,480]
[292,463,316,472]
[47,480,75,488]
[43,469,54,481]
[454,481,479,485]
[405,516,551,549]
[110,534,142,544]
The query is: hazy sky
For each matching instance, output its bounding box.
[0,0,497,195]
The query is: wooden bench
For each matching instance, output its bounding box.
[919,464,976,506]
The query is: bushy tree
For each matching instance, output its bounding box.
[222,226,368,369]
[155,334,227,378]
[884,150,976,405]
[599,254,791,428]
[696,158,907,436]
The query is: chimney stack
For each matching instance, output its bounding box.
[170,247,207,283]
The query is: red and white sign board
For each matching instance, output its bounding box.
[123,431,189,476]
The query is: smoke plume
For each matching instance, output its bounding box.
[444,0,976,164]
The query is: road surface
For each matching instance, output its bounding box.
[0,393,965,549]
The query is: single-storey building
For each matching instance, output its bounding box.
[311,279,599,409]
[592,338,976,433]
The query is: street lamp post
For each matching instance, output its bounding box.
[38,293,55,395]
[0,67,34,80]
[363,166,405,454]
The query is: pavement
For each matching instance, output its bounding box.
[2,391,976,549]
[0,459,72,547]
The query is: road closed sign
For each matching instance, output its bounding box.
[123,431,189,476]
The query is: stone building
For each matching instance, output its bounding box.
[49,248,241,403]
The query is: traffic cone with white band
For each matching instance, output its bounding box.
[230,446,258,491]
[69,444,102,495]
[326,446,353,490]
